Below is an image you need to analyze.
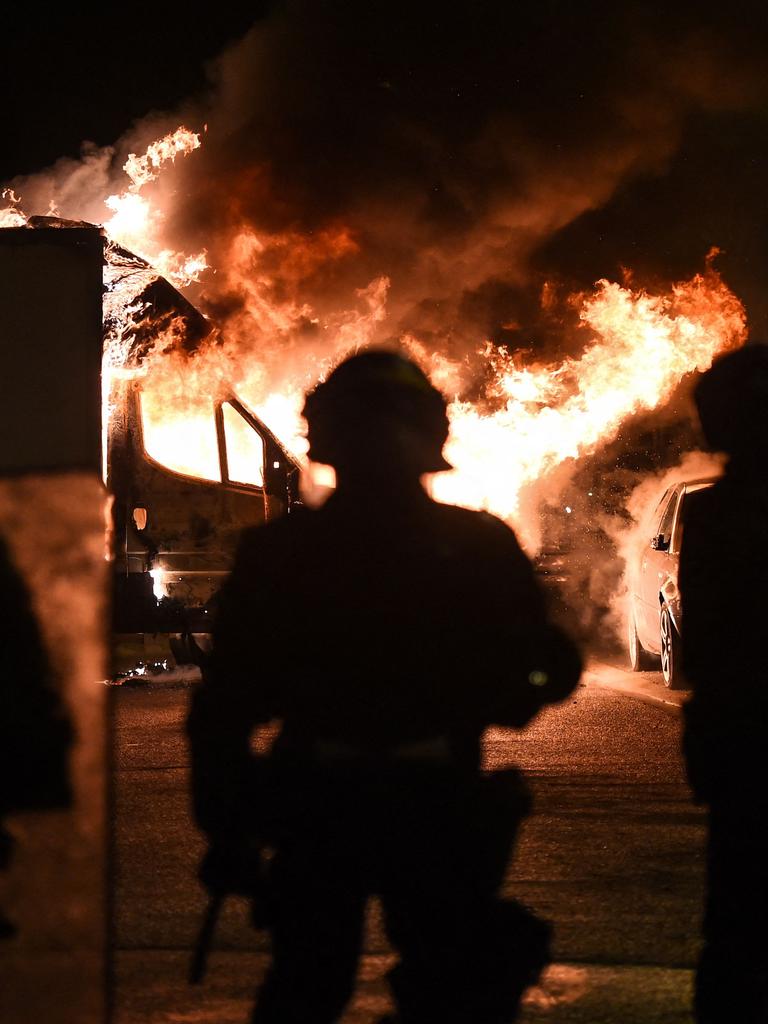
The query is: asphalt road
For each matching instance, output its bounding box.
[113,663,705,1023]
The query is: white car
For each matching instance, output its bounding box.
[627,478,716,688]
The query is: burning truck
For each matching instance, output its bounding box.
[101,232,303,643]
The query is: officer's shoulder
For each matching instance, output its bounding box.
[233,510,313,559]
[429,501,523,549]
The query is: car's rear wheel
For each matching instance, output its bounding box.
[628,607,656,671]
[659,604,684,689]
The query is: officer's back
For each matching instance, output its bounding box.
[212,479,551,763]
[187,350,581,1024]
[679,344,768,1024]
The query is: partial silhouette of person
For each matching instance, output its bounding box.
[0,535,73,937]
[679,344,768,1024]
[187,351,582,1023]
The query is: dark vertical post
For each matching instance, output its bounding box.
[0,226,108,1024]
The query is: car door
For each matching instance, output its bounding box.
[634,488,669,644]
[638,487,681,653]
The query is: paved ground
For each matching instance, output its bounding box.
[113,662,705,1023]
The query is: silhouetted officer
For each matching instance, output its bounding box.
[0,536,72,937]
[679,344,768,1024]
[187,351,582,1023]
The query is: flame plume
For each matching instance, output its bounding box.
[432,265,746,537]
[104,127,208,288]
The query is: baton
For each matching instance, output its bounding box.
[189,891,225,985]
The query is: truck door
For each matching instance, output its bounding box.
[110,383,296,630]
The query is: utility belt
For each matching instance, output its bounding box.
[242,739,533,865]
[264,741,532,830]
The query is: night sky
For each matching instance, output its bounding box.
[5,2,768,331]
[2,10,262,179]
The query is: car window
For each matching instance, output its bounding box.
[652,490,672,535]
[656,491,679,549]
[671,494,689,553]
[652,489,672,522]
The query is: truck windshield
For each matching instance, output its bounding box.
[139,391,220,483]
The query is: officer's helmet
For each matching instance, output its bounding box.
[303,350,451,473]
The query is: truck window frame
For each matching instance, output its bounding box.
[217,400,267,491]
[136,388,268,492]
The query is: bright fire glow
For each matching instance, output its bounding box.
[432,268,745,535]
[104,192,150,243]
[141,390,221,483]
[149,568,167,602]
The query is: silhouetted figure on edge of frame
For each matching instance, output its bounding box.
[679,344,768,1024]
[0,536,73,938]
[187,351,582,1024]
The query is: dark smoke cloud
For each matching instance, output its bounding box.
[151,1,768,353]
[6,0,767,383]
[8,3,767,356]
[0,10,266,181]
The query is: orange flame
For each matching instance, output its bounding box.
[104,126,207,287]
[0,187,27,226]
[432,267,745,542]
[122,127,201,190]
